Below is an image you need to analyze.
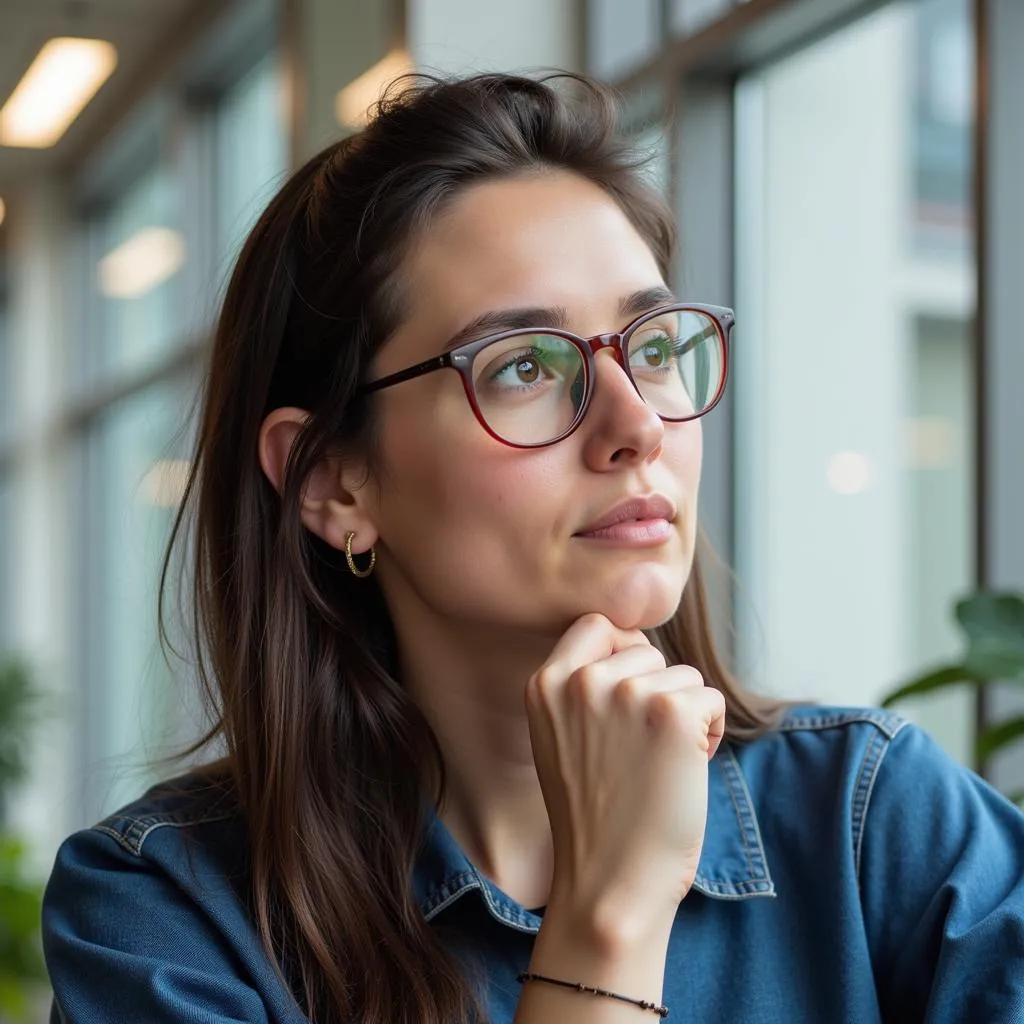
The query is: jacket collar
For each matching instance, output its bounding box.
[413,743,775,934]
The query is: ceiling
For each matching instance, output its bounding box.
[0,0,207,192]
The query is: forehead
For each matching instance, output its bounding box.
[397,170,665,338]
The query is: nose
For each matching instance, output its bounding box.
[580,346,665,468]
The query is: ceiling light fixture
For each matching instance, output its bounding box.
[98,227,186,299]
[0,37,117,148]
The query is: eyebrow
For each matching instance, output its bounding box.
[441,285,679,352]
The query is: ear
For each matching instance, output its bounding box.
[258,407,379,555]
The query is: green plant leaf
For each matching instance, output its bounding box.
[975,715,1024,764]
[957,593,1024,680]
[879,664,979,708]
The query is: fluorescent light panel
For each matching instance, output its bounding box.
[98,227,186,299]
[0,37,117,148]
[335,50,412,128]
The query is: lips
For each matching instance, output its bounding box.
[575,495,677,535]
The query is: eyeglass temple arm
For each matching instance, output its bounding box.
[359,353,453,393]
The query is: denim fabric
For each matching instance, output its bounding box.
[43,706,1024,1022]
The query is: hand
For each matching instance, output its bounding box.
[525,612,725,949]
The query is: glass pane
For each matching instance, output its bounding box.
[733,0,976,765]
[588,0,662,80]
[670,0,732,36]
[92,162,184,378]
[0,256,10,441]
[214,53,289,271]
[913,0,972,256]
[79,376,197,816]
[0,472,12,653]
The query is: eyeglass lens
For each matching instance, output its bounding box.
[468,308,725,445]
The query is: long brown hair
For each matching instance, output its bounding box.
[160,72,786,1024]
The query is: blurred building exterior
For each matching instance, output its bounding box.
[0,0,1021,894]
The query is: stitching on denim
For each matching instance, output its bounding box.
[779,709,907,739]
[719,745,772,883]
[421,872,481,921]
[692,876,776,899]
[93,812,235,858]
[474,870,541,935]
[853,731,891,881]
[93,823,140,856]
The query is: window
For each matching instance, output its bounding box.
[78,378,194,814]
[913,0,972,255]
[70,47,287,820]
[0,257,11,441]
[214,52,288,269]
[0,473,12,654]
[89,161,184,382]
[587,0,663,81]
[0,257,12,654]
[670,0,732,36]
[733,0,976,764]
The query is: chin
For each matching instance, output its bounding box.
[587,562,688,632]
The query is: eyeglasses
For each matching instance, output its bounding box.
[359,303,733,449]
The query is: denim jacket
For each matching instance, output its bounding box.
[43,706,1024,1022]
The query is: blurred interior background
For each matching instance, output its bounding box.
[0,0,1022,1009]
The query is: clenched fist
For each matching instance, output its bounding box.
[525,613,725,949]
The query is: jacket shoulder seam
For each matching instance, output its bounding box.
[93,811,236,858]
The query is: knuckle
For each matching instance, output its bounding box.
[611,675,644,707]
[527,666,560,707]
[645,689,680,727]
[570,663,603,699]
[685,666,705,686]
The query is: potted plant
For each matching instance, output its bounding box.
[880,592,1024,804]
[0,659,46,1021]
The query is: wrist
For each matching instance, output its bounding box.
[534,892,676,979]
[543,883,678,961]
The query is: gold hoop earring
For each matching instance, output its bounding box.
[345,532,376,578]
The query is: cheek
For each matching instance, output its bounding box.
[375,387,564,539]
[665,420,703,492]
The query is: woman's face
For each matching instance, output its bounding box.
[364,169,702,636]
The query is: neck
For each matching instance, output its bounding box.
[394,602,557,909]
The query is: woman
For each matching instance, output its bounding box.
[43,73,1024,1023]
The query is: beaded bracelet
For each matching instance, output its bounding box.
[517,971,669,1017]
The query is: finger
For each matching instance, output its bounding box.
[648,685,726,757]
[568,644,669,692]
[636,664,705,693]
[539,613,650,685]
[692,686,726,760]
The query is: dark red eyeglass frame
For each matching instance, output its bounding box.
[358,302,734,449]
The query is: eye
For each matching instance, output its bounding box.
[477,335,580,392]
[497,354,542,384]
[489,349,553,387]
[630,333,678,369]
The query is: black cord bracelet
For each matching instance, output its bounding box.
[517,971,669,1018]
